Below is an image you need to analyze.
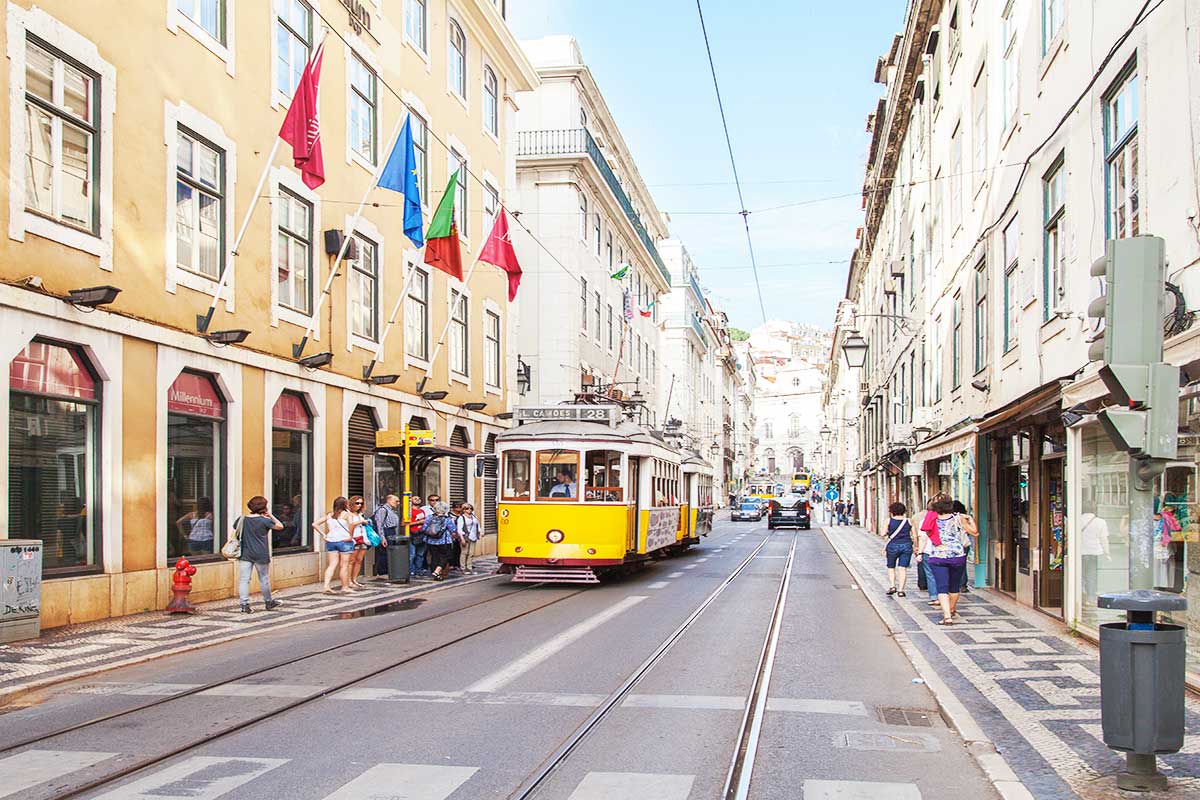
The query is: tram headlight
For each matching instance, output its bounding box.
[546,529,565,543]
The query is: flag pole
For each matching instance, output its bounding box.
[363,260,422,380]
[415,242,488,395]
[293,113,408,359]
[198,30,328,334]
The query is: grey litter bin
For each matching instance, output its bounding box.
[386,536,411,584]
[1098,589,1188,792]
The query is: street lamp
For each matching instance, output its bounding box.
[820,425,832,445]
[841,330,868,369]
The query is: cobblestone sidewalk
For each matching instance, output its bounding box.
[0,558,499,703]
[825,525,1200,800]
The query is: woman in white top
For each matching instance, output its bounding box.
[313,496,358,594]
[346,496,370,588]
[457,503,482,573]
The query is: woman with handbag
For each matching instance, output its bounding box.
[313,496,357,594]
[457,503,481,573]
[882,501,914,597]
[233,496,284,614]
[346,496,371,588]
[424,501,456,581]
[927,496,979,624]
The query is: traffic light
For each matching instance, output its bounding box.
[1087,236,1179,461]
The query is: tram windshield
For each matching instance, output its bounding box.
[537,450,579,500]
[502,451,531,499]
[585,450,623,501]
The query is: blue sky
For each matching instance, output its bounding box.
[509,1,906,332]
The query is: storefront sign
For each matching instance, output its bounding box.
[645,508,678,553]
[167,372,223,418]
[272,392,311,431]
[516,406,617,424]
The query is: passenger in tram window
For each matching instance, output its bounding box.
[549,470,577,498]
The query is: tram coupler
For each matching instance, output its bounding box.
[166,557,198,614]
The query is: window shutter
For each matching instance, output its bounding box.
[449,426,470,504]
[347,406,378,498]
[483,434,498,535]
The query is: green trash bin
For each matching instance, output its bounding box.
[386,536,411,584]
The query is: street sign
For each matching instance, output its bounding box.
[407,429,435,446]
[515,405,618,425]
[825,488,840,502]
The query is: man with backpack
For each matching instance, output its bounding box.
[371,494,401,579]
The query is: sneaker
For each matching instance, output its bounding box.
[240,603,253,614]
[264,600,281,611]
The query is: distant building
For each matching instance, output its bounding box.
[746,322,831,478]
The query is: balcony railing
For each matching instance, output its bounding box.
[517,128,670,283]
[691,314,708,346]
[688,271,704,304]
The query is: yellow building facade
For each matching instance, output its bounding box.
[0,0,537,627]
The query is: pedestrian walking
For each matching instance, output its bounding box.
[448,501,464,575]
[424,501,456,581]
[372,494,401,578]
[409,495,428,575]
[883,501,914,597]
[234,496,283,613]
[345,495,370,588]
[457,503,481,572]
[834,500,845,526]
[927,496,979,625]
[314,496,357,594]
[952,500,979,593]
[916,493,947,607]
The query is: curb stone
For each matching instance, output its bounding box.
[821,525,1035,800]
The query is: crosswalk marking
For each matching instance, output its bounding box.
[683,564,698,570]
[623,694,743,710]
[647,581,671,589]
[568,771,695,800]
[802,779,922,799]
[75,682,199,696]
[468,596,648,693]
[333,688,462,702]
[321,764,477,800]
[667,571,685,578]
[91,756,288,800]
[199,683,326,698]
[0,750,118,799]
[765,698,868,716]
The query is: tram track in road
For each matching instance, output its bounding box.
[12,583,592,800]
[506,526,793,800]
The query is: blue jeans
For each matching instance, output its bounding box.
[922,558,938,600]
[410,538,427,573]
[238,560,272,605]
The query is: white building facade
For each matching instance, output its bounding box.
[510,36,670,420]
[829,0,1200,683]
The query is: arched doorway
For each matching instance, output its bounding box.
[448,425,470,504]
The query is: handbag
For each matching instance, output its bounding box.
[917,562,928,591]
[221,516,244,560]
[363,521,383,547]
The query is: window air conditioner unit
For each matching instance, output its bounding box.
[883,279,896,296]
[890,259,905,277]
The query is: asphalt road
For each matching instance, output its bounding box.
[1,519,997,799]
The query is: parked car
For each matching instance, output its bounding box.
[768,493,811,530]
[731,499,764,522]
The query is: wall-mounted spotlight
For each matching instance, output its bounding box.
[367,374,400,385]
[298,352,334,369]
[463,401,487,412]
[66,285,121,308]
[207,329,250,345]
[421,390,449,401]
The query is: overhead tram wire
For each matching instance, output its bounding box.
[695,0,768,325]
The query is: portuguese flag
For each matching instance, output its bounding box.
[424,171,463,279]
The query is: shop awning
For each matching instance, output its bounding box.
[914,424,978,462]
[375,442,481,474]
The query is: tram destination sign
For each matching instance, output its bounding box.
[516,406,618,425]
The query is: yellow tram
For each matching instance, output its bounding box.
[746,481,782,501]
[680,453,715,546]
[495,405,696,583]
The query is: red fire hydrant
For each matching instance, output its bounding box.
[166,557,198,614]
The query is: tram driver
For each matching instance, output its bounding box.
[549,469,577,498]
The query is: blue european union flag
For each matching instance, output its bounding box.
[377,115,424,248]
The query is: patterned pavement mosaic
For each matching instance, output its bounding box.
[826,525,1200,800]
[0,559,499,702]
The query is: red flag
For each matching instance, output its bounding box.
[478,209,522,301]
[278,44,325,189]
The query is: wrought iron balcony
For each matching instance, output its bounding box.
[517,128,669,283]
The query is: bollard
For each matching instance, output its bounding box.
[1097,589,1187,792]
[165,557,198,614]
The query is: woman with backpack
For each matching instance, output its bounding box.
[314,496,358,594]
[424,501,456,581]
[882,501,914,597]
[457,503,482,573]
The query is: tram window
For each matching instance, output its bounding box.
[537,450,579,500]
[502,451,531,500]
[585,450,622,502]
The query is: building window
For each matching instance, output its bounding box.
[275,189,312,314]
[484,183,499,234]
[448,20,466,99]
[579,192,588,241]
[1003,217,1019,351]
[166,370,225,561]
[947,3,960,68]
[594,215,601,257]
[449,149,468,236]
[974,258,988,372]
[580,277,588,333]
[450,290,468,375]
[1042,0,1064,53]
[270,391,311,555]
[406,0,427,53]
[972,66,987,192]
[952,294,963,389]
[411,113,429,198]
[764,420,774,439]
[275,0,312,98]
[606,231,614,269]
[179,0,225,44]
[23,38,99,234]
[9,340,101,575]
[1002,3,1018,132]
[1104,65,1139,240]
[933,318,943,403]
[349,234,379,341]
[593,290,601,339]
[405,265,429,360]
[483,66,499,136]
[485,309,501,388]
[348,53,377,165]
[950,122,963,231]
[1043,156,1066,319]
[788,414,801,439]
[175,128,225,279]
